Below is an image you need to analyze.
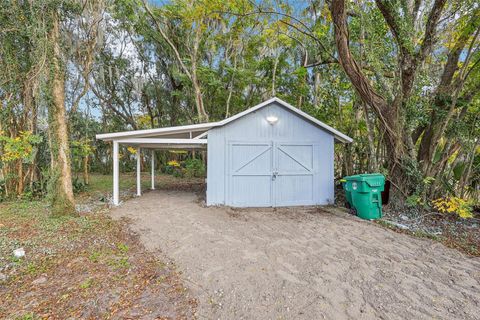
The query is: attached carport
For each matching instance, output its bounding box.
[96,123,212,205]
[97,97,353,207]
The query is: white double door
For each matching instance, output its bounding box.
[228,141,316,207]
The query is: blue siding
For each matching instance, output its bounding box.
[207,102,335,207]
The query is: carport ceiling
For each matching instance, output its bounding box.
[115,138,207,150]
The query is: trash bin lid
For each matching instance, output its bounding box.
[343,174,362,181]
[343,173,385,187]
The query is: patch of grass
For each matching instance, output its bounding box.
[88,250,101,263]
[26,262,40,275]
[411,230,440,241]
[80,173,204,201]
[14,313,39,320]
[9,255,24,265]
[117,243,129,254]
[87,246,116,264]
[107,256,130,270]
[83,173,151,194]
[24,258,53,276]
[79,278,94,289]
[375,220,395,228]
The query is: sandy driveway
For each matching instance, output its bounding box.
[111,190,480,320]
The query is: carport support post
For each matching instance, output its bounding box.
[113,141,119,206]
[151,150,155,190]
[136,147,141,196]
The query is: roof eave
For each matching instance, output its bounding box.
[335,135,353,143]
[95,97,354,144]
[95,122,219,141]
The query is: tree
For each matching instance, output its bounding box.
[46,9,76,215]
[141,0,210,122]
[330,0,480,197]
[1,0,478,206]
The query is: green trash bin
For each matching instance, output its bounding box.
[340,178,353,209]
[342,173,385,220]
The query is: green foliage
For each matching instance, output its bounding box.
[79,278,94,289]
[0,131,42,163]
[25,180,48,200]
[89,251,102,263]
[14,313,40,320]
[163,158,205,178]
[117,243,129,254]
[432,197,474,219]
[71,139,94,169]
[0,0,479,207]
[406,195,423,208]
[164,160,184,177]
[72,177,86,194]
[0,179,5,202]
[184,158,205,178]
[107,256,130,270]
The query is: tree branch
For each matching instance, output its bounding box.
[330,0,397,138]
[141,0,192,80]
[416,0,447,63]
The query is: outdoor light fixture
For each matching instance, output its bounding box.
[266,116,278,125]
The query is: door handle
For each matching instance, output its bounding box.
[272,170,278,180]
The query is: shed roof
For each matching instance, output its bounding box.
[96,97,353,143]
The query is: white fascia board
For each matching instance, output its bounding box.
[216,97,278,127]
[96,122,219,141]
[216,97,353,143]
[115,138,208,144]
[273,98,354,143]
[96,97,353,144]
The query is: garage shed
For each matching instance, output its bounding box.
[96,97,352,207]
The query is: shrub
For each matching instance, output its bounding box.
[22,180,47,200]
[432,196,473,219]
[184,158,205,178]
[164,160,182,176]
[72,177,86,194]
[172,168,184,178]
[167,160,180,167]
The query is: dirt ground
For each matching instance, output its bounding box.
[0,185,197,319]
[111,190,480,320]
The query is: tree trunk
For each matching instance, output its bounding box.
[297,49,308,109]
[225,54,237,118]
[331,0,408,190]
[362,102,377,172]
[190,26,208,122]
[271,51,279,97]
[47,12,75,215]
[459,138,480,198]
[16,160,24,195]
[83,155,89,185]
[192,71,208,122]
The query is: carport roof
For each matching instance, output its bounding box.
[96,97,353,144]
